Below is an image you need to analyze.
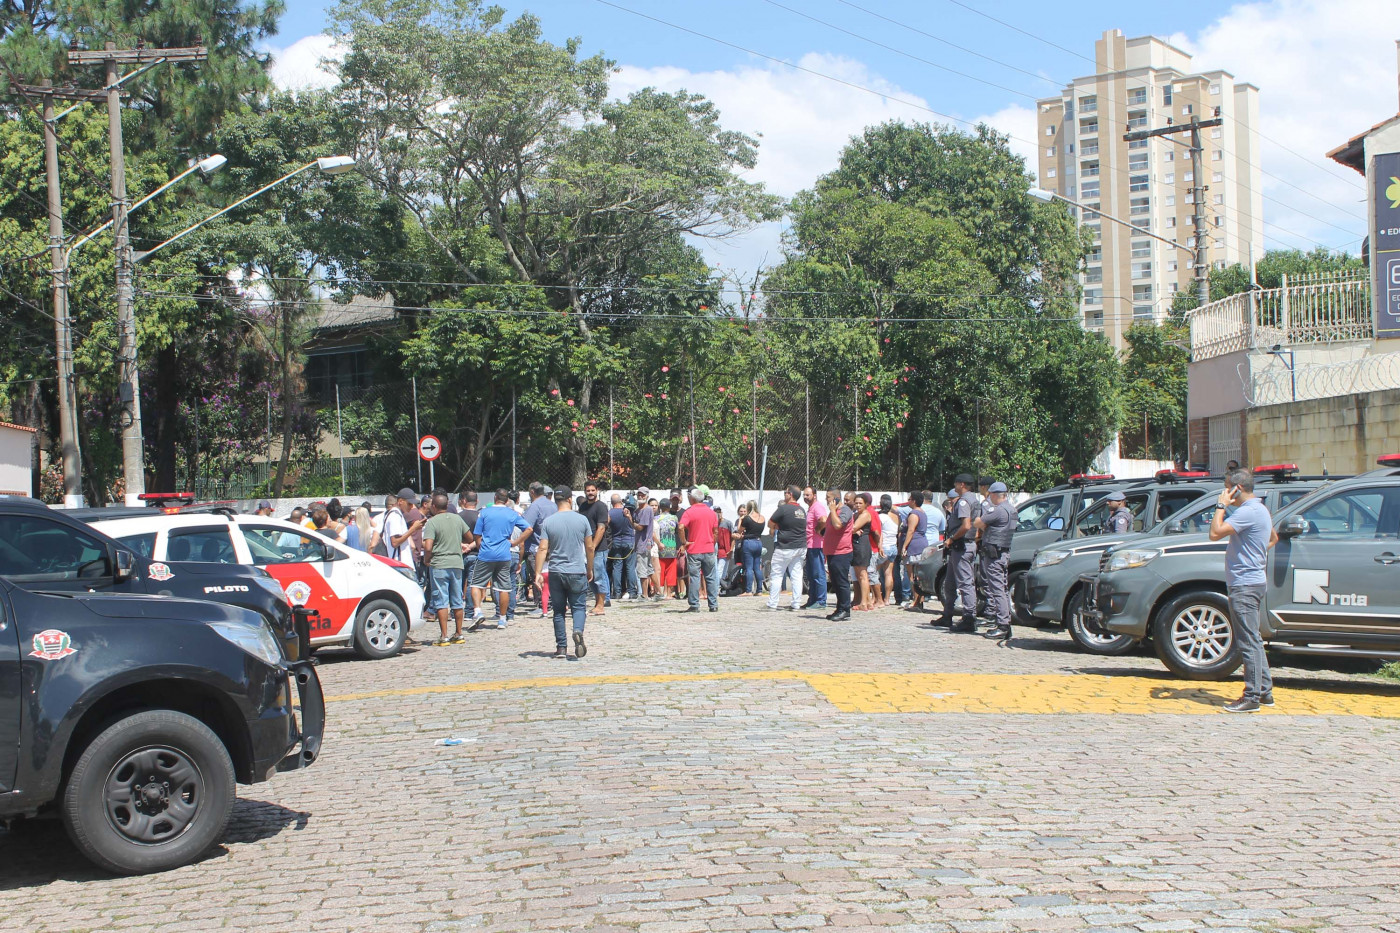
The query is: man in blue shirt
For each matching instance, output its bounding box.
[1209,468,1278,712]
[471,488,531,630]
[607,493,639,600]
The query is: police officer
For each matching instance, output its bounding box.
[935,473,980,633]
[1103,490,1133,535]
[975,481,1016,643]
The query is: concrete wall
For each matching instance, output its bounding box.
[0,425,34,496]
[1245,388,1400,476]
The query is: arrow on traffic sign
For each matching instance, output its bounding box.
[418,434,442,461]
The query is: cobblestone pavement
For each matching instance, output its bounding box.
[7,596,1400,932]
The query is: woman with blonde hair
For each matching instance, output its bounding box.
[735,499,766,596]
[349,503,374,552]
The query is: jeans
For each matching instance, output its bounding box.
[1228,584,1271,699]
[887,548,909,603]
[591,548,610,600]
[767,546,805,609]
[741,538,764,594]
[507,553,520,619]
[686,551,720,610]
[428,567,464,612]
[548,571,590,649]
[803,547,828,607]
[462,556,478,612]
[826,552,852,613]
[608,544,639,598]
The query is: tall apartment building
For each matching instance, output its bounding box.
[1036,29,1264,349]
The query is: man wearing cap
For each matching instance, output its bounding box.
[384,488,423,570]
[1103,490,1134,535]
[935,474,980,633]
[254,499,275,517]
[975,482,1016,642]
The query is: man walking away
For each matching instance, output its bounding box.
[767,485,807,610]
[471,489,531,630]
[937,474,980,633]
[677,487,720,613]
[1209,468,1277,712]
[822,489,854,622]
[520,482,556,608]
[423,492,469,646]
[607,493,639,600]
[801,486,829,609]
[536,486,595,660]
[581,482,612,615]
[974,482,1016,643]
[458,491,481,616]
[1103,490,1133,535]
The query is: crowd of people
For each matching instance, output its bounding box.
[261,473,1021,659]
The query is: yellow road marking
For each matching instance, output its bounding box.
[326,670,1400,717]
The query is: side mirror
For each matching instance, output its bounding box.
[1278,515,1309,539]
[1165,520,1185,534]
[1048,517,1065,530]
[115,549,134,582]
[322,544,348,562]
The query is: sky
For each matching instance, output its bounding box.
[264,0,1400,279]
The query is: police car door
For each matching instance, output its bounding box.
[1267,485,1400,637]
[0,583,18,792]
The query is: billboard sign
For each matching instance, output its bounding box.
[1375,151,1400,338]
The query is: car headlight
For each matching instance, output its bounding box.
[393,565,416,583]
[1032,549,1070,569]
[1106,548,1161,573]
[208,619,284,666]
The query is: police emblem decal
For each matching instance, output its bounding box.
[29,629,77,660]
[148,562,174,582]
[284,580,313,606]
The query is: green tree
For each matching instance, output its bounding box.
[1120,322,1188,461]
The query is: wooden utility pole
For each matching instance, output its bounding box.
[69,43,206,504]
[1124,116,1223,306]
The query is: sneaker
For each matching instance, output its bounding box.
[551,647,569,660]
[983,624,1012,641]
[1224,696,1261,713]
[448,634,466,645]
[620,594,632,602]
[829,610,851,622]
[497,620,507,630]
[949,619,976,634]
[431,638,452,647]
[709,606,718,612]
[533,609,545,618]
[684,606,701,613]
[651,594,664,602]
[573,631,587,658]
[1260,691,1275,707]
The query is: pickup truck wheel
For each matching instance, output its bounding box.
[1152,591,1242,680]
[1009,569,1040,626]
[353,598,407,659]
[62,710,234,875]
[1066,590,1138,656]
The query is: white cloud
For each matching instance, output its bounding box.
[1183,0,1400,253]
[267,34,341,91]
[973,103,1038,176]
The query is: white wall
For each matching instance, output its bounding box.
[0,425,33,496]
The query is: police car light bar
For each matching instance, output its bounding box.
[139,492,196,508]
[1155,469,1210,483]
[1253,463,1299,475]
[1378,454,1400,466]
[1069,473,1114,485]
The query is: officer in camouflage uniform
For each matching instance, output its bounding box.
[1103,490,1134,535]
[974,481,1016,643]
[935,473,980,633]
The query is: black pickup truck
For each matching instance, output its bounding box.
[0,496,324,874]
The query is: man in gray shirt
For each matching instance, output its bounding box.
[536,486,596,660]
[1209,467,1278,712]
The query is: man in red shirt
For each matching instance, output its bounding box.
[677,487,720,613]
[821,489,855,621]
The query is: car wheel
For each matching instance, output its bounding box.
[1152,591,1241,680]
[61,710,234,875]
[1066,589,1138,656]
[353,598,407,659]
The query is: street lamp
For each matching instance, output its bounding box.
[1028,186,1195,257]
[66,155,228,259]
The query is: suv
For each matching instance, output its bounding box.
[0,564,322,874]
[1087,457,1400,679]
[1025,466,1326,654]
[82,509,424,659]
[1007,470,1217,624]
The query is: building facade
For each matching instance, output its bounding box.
[1036,29,1264,348]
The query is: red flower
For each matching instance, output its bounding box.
[896,422,904,428]
[662,365,670,372]
[567,399,575,406]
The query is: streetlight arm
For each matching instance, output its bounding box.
[65,155,226,260]
[1029,187,1195,257]
[135,160,319,262]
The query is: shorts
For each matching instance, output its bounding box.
[472,559,513,592]
[657,556,678,586]
[429,567,464,612]
[636,548,653,578]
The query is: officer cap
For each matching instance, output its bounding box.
[989,482,1008,494]
[1103,488,1126,502]
[954,472,975,485]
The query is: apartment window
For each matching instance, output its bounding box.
[1164,172,1175,184]
[1068,142,1075,155]
[1079,95,1097,113]
[1133,285,1153,301]
[1181,104,1194,116]
[1087,310,1104,327]
[1163,150,1174,163]
[1213,193,1224,205]
[1130,241,1151,259]
[1166,216,1177,228]
[1080,119,1098,135]
[1081,142,1098,156]
[1213,215,1224,227]
[1045,124,1056,136]
[1046,168,1057,178]
[1167,260,1178,272]
[1211,127,1223,139]
[1212,171,1223,182]
[1065,185,1076,197]
[1183,171,1194,182]
[1081,181,1100,199]
[1084,289,1102,306]
[1087,245,1102,263]
[1129,173,1149,192]
[1186,236,1197,248]
[1127,138,1148,150]
[1169,281,1179,294]
[1214,260,1228,271]
[1045,146,1056,157]
[1166,195,1176,207]
[1209,83,1221,95]
[1127,109,1148,129]
[1132,262,1153,279]
[1081,160,1099,177]
[1162,84,1173,105]
[1084,268,1103,284]
[1129,196,1150,216]
[1064,102,1074,119]
[1212,149,1223,161]
[1128,153,1149,172]
[1127,87,1147,106]
[1133,305,1155,321]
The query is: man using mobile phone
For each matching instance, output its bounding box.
[1209,468,1279,713]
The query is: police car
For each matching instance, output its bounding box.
[1024,465,1326,655]
[83,510,423,659]
[1086,456,1400,679]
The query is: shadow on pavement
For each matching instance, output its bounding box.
[0,798,310,889]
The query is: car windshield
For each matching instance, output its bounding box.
[1016,496,1065,531]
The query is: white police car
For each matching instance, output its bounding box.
[84,510,423,659]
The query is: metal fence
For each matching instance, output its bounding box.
[1187,270,1373,362]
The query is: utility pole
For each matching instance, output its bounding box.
[1124,116,1222,306]
[68,43,206,504]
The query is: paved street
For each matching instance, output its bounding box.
[6,597,1400,933]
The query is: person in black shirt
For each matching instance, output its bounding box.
[581,482,612,614]
[457,491,482,623]
[765,485,807,609]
